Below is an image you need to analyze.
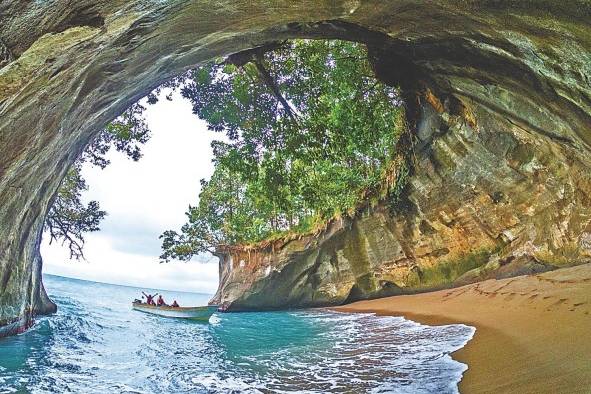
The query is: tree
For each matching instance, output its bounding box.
[45,165,106,259]
[45,103,151,259]
[160,39,405,261]
[80,103,150,169]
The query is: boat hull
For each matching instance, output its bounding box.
[132,303,216,322]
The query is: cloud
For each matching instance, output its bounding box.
[98,219,163,256]
[42,235,219,294]
[41,91,221,294]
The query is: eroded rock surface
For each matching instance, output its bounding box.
[212,92,591,309]
[1,1,590,333]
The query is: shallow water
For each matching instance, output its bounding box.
[0,275,474,393]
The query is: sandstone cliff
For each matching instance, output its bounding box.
[212,91,591,309]
[1,1,590,335]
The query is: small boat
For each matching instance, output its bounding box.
[132,302,217,322]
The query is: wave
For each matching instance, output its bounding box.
[0,276,474,393]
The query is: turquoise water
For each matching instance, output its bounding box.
[0,275,474,393]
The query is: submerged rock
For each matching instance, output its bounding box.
[1,1,590,331]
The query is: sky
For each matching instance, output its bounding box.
[42,91,222,294]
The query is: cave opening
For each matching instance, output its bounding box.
[2,3,591,391]
[40,36,411,300]
[1,3,590,345]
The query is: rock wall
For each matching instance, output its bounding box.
[212,92,591,309]
[1,1,590,334]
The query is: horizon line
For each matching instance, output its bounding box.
[43,272,214,296]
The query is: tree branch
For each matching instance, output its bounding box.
[251,56,299,123]
[225,42,299,123]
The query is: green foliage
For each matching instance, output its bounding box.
[386,159,410,214]
[45,104,151,259]
[161,39,405,261]
[81,103,150,168]
[45,165,107,259]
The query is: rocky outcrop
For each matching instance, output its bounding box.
[1,1,590,333]
[212,90,591,309]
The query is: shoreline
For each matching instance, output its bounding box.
[334,263,591,393]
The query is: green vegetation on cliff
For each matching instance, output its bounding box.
[45,40,406,262]
[160,40,405,261]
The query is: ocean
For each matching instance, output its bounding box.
[0,274,474,393]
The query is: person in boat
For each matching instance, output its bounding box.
[171,300,180,308]
[142,292,158,306]
[157,295,167,307]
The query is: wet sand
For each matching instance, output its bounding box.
[335,263,591,393]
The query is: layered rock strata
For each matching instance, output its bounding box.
[1,1,590,333]
[212,90,591,309]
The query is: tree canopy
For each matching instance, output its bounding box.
[160,39,405,262]
[46,39,406,263]
[45,103,150,259]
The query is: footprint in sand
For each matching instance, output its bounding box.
[504,293,516,301]
[527,294,539,302]
[571,302,587,312]
[549,298,569,309]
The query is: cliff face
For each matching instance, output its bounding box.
[1,1,590,334]
[212,93,591,309]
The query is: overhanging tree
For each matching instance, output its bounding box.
[45,103,151,259]
[160,39,405,261]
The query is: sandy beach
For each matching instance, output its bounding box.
[335,263,591,394]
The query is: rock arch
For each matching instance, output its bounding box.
[1,1,590,335]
